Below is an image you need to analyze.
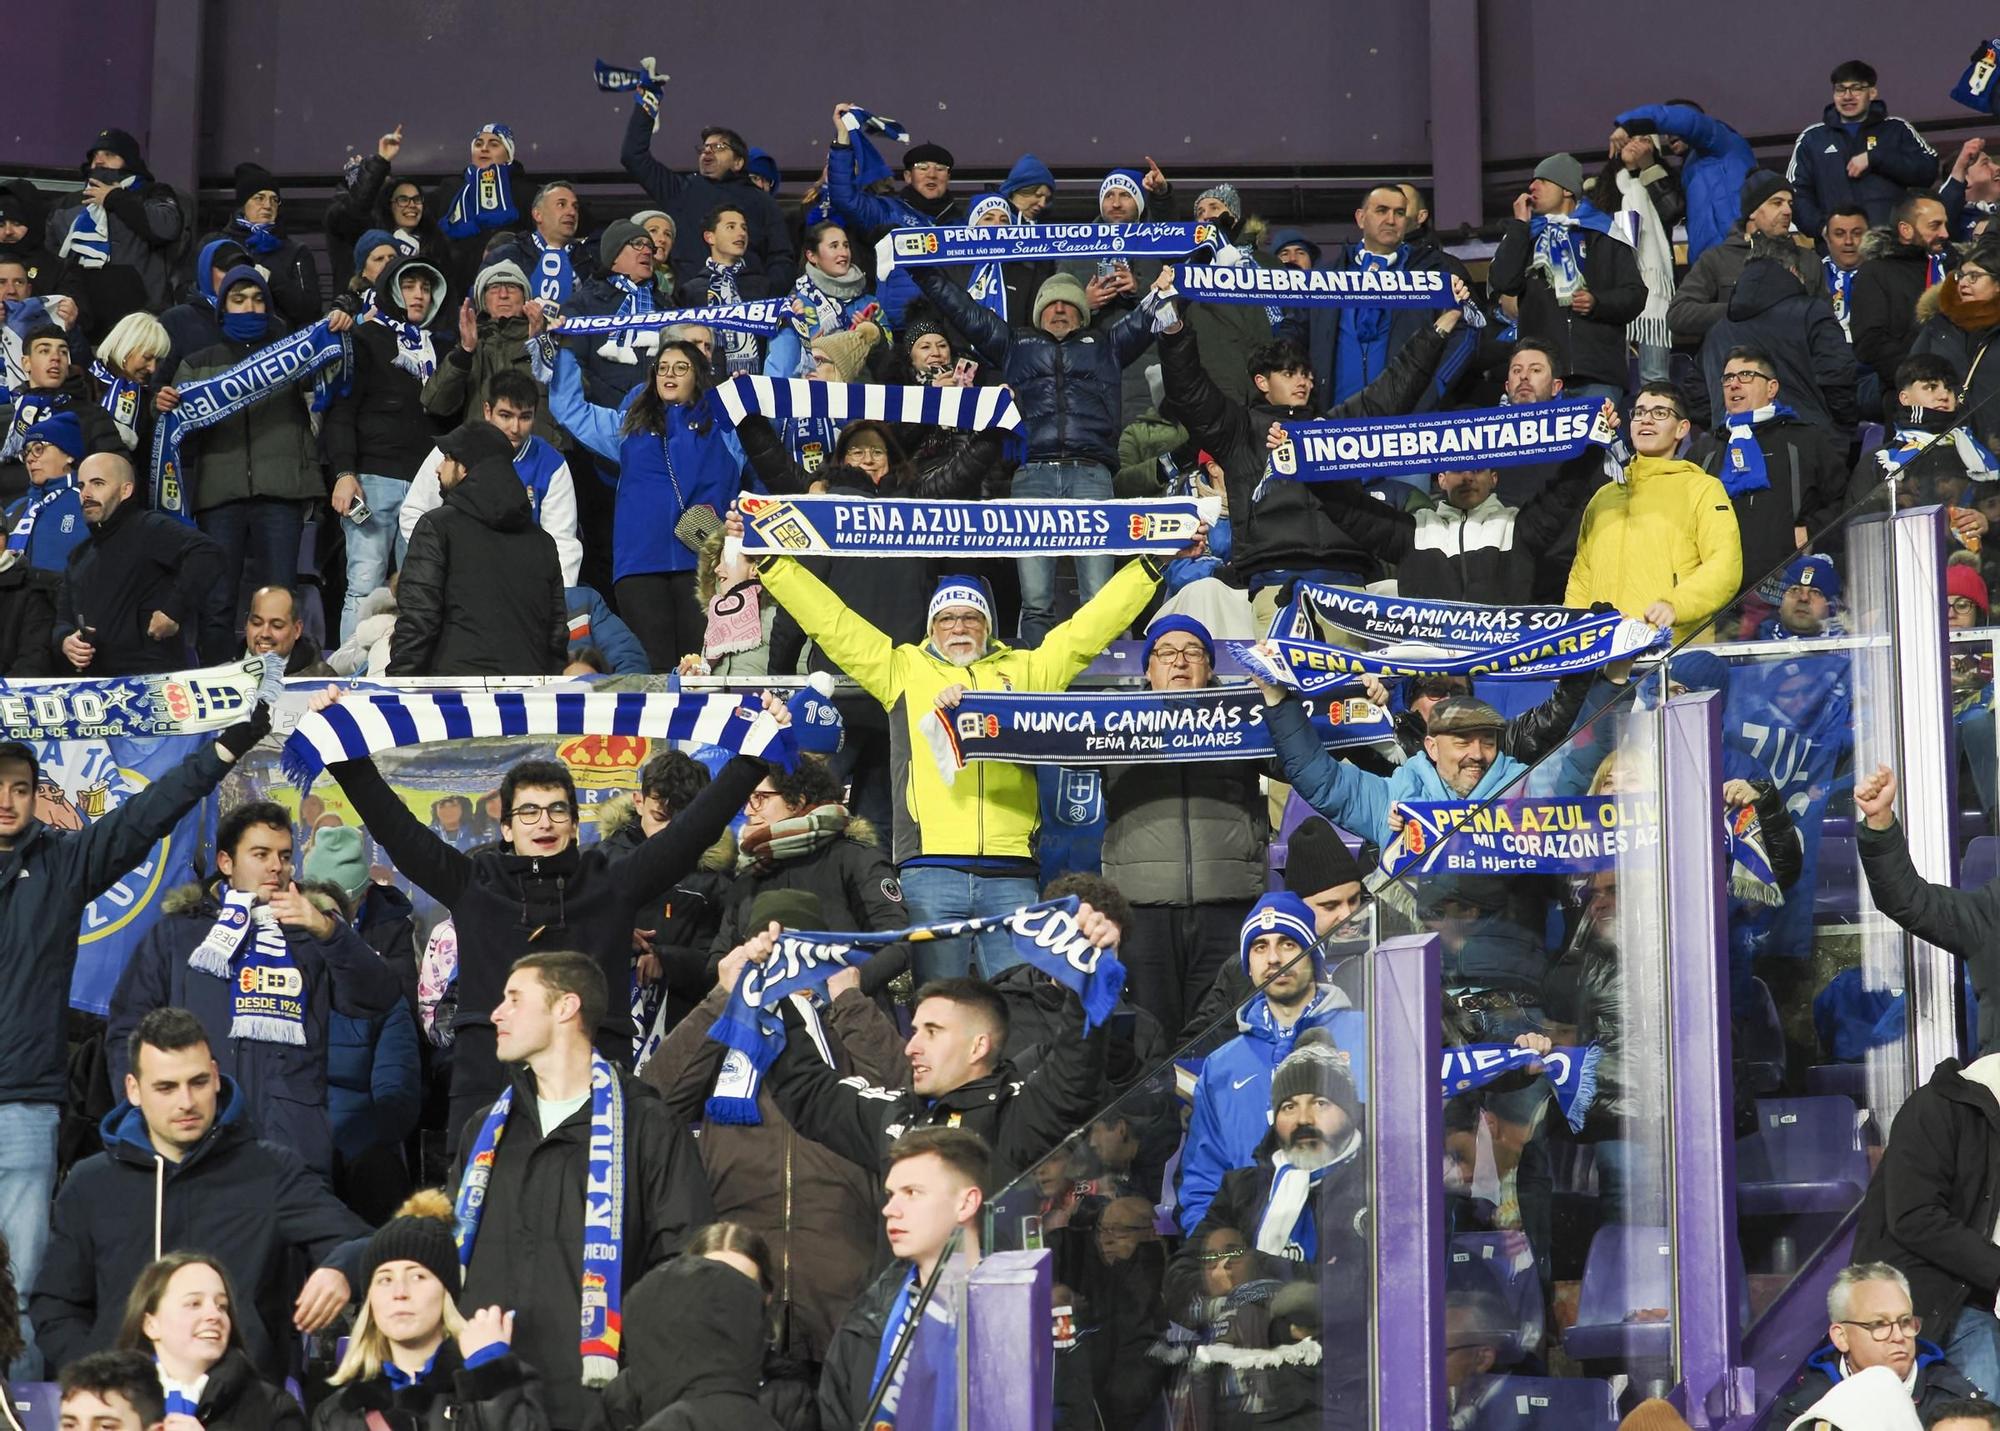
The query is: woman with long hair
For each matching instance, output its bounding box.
[117,1252,303,1430]
[312,1190,546,1431]
[548,337,747,669]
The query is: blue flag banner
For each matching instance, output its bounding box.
[0,658,275,741]
[886,221,1222,267]
[553,299,789,342]
[1443,1043,1602,1131]
[718,376,1022,433]
[1292,582,1669,657]
[281,689,796,790]
[737,492,1216,559]
[1266,397,1616,486]
[1383,795,1663,878]
[920,686,1390,778]
[150,321,351,520]
[704,896,1125,1123]
[1953,40,2000,114]
[1233,612,1662,691]
[1175,262,1455,308]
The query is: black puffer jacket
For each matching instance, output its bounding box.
[1851,231,1942,394]
[601,1245,785,1431]
[324,254,450,484]
[817,1262,903,1431]
[388,450,566,676]
[310,1346,549,1431]
[1161,317,1448,586]
[912,265,1155,468]
[175,1346,307,1431]
[1487,213,1647,387]
[0,561,56,675]
[1102,754,1267,906]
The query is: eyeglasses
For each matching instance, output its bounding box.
[1721,369,1775,385]
[390,193,424,208]
[1951,596,1982,616]
[1961,269,1997,286]
[1832,83,1874,96]
[1149,644,1209,666]
[507,801,573,826]
[1840,1315,1920,1341]
[1631,403,1683,421]
[698,141,738,155]
[910,163,950,176]
[745,789,786,811]
[658,362,696,378]
[933,612,985,629]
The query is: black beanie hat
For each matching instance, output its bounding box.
[1284,817,1367,896]
[1269,1028,1360,1121]
[234,162,279,208]
[362,1207,461,1295]
[1738,169,1791,221]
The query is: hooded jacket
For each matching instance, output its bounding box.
[53,497,234,673]
[1669,233,1830,345]
[1911,280,2000,452]
[1160,315,1448,587]
[601,1258,783,1431]
[1487,208,1647,387]
[324,254,450,484]
[1564,456,1743,638]
[1788,99,1939,234]
[103,881,404,1177]
[1699,259,1858,438]
[645,978,905,1366]
[388,450,567,676]
[1178,988,1366,1233]
[756,552,1160,865]
[309,1343,549,1431]
[1853,1055,2000,1343]
[30,1078,369,1377]
[1770,1336,1979,1427]
[158,238,250,382]
[452,1063,714,1431]
[176,300,323,510]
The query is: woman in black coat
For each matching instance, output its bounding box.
[117,1252,305,1431]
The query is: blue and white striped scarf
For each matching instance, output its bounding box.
[717,375,1021,432]
[59,176,140,269]
[90,359,143,448]
[281,689,796,789]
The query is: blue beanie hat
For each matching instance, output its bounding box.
[1782,552,1842,603]
[928,575,994,627]
[353,228,398,273]
[746,147,781,194]
[1003,153,1056,198]
[1240,892,1320,975]
[1145,613,1214,664]
[1099,168,1146,217]
[967,193,1013,226]
[26,410,85,463]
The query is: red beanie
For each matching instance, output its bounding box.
[1949,562,1991,617]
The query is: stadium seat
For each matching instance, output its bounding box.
[1563,1224,1674,1363]
[1447,1230,1545,1365]
[1735,1095,1868,1216]
[1805,1063,1866,1102]
[11,1383,57,1431]
[1462,1374,1619,1429]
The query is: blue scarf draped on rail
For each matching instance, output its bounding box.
[705,896,1124,1124]
[0,656,275,741]
[737,491,1216,559]
[282,689,796,789]
[1261,397,1616,489]
[885,221,1222,267]
[456,1054,625,1385]
[149,321,351,520]
[921,686,1392,777]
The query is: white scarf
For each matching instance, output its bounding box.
[1614,170,1675,351]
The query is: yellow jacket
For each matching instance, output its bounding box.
[758,555,1162,863]
[1564,455,1743,639]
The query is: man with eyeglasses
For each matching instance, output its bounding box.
[301,677,780,1148]
[618,97,793,291]
[1788,61,1939,236]
[564,217,674,407]
[1772,1263,1983,1421]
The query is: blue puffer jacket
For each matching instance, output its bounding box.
[565,584,651,673]
[326,1000,422,1162]
[912,266,1156,469]
[1787,99,1939,233]
[1616,103,1757,260]
[549,347,747,580]
[1177,988,1367,1233]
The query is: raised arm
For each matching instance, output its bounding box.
[322,740,475,908]
[910,266,1012,368]
[619,98,689,207]
[615,754,769,903]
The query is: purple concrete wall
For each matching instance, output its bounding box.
[9,2,156,173]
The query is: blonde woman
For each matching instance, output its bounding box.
[312,1190,546,1431]
[90,310,171,450]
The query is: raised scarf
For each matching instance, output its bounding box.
[60,175,140,269]
[1720,403,1796,496]
[439,163,517,240]
[530,232,578,305]
[1528,202,1615,303]
[735,802,850,874]
[187,884,307,1046]
[1614,170,1675,351]
[454,1055,625,1385]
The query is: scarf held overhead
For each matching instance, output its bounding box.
[281,689,795,790]
[1294,582,1667,655]
[704,896,1125,1124]
[717,375,1022,433]
[439,163,517,240]
[886,221,1223,267]
[1174,262,1454,307]
[187,884,307,1046]
[0,655,276,740]
[149,320,351,520]
[456,1055,625,1386]
[553,299,790,342]
[921,686,1392,778]
[738,492,1216,559]
[1444,1043,1602,1132]
[1266,397,1616,486]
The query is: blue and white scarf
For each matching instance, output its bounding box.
[594,56,666,129]
[1528,202,1615,303]
[90,359,144,448]
[868,1265,960,1431]
[530,232,578,306]
[1955,40,2000,115]
[371,309,439,381]
[702,260,761,375]
[1174,259,1454,308]
[737,491,1215,559]
[1720,403,1795,497]
[717,375,1021,432]
[1442,1043,1602,1132]
[1878,422,2000,480]
[1237,615,1665,691]
[235,221,283,257]
[4,472,77,564]
[149,320,351,520]
[0,655,276,741]
[439,159,517,240]
[187,883,306,1046]
[281,688,795,790]
[1823,258,1856,333]
[921,686,1392,777]
[1291,581,1634,653]
[0,389,59,463]
[456,1054,625,1385]
[704,896,1125,1124]
[839,106,910,190]
[59,175,141,269]
[1261,397,1616,489]
[885,220,1223,268]
[553,297,789,344]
